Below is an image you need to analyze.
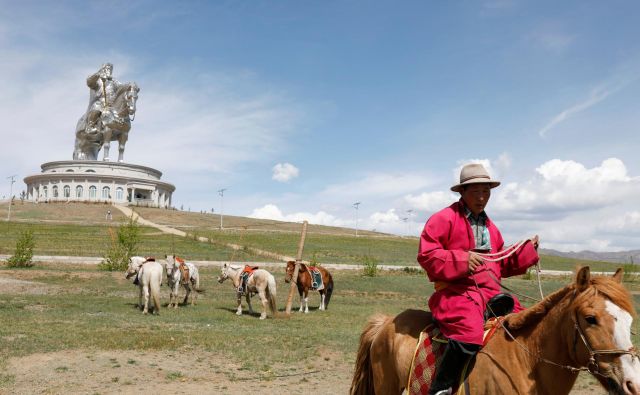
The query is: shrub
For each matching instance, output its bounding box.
[402,266,423,275]
[99,215,140,271]
[361,255,379,277]
[5,229,35,268]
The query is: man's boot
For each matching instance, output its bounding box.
[428,339,480,395]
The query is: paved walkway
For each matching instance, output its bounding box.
[113,204,298,262]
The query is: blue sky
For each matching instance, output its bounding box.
[1,1,639,252]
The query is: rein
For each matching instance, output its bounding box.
[475,238,545,301]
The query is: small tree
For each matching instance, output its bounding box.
[99,215,141,271]
[6,230,35,268]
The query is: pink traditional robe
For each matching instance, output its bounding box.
[417,200,539,345]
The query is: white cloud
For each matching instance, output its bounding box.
[404,191,456,213]
[272,163,299,182]
[493,158,635,213]
[249,204,347,227]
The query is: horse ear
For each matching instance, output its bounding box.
[612,268,624,283]
[576,266,591,292]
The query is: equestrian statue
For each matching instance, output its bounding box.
[73,63,139,162]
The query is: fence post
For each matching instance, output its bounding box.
[285,220,308,315]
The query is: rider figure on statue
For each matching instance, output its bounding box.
[417,163,540,395]
[85,63,123,133]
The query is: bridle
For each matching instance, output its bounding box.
[482,288,640,380]
[572,308,640,377]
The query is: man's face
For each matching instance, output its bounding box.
[461,183,491,216]
[101,65,113,79]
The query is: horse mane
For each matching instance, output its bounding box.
[506,272,636,331]
[505,285,574,331]
[574,275,635,316]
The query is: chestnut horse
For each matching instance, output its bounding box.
[285,261,334,313]
[351,267,640,395]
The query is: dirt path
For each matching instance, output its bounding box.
[2,349,352,395]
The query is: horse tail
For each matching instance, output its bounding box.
[267,274,278,317]
[324,273,334,309]
[350,314,389,395]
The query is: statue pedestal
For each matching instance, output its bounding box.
[23,161,175,208]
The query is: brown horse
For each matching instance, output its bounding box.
[351,267,640,395]
[285,261,334,313]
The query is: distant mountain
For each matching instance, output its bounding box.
[539,248,640,264]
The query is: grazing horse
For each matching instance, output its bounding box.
[284,261,334,313]
[350,267,640,395]
[125,256,162,315]
[164,255,202,308]
[217,263,278,319]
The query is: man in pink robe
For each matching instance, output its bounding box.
[417,163,539,395]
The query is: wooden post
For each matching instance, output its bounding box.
[285,220,308,315]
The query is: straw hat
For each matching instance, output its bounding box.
[450,164,501,193]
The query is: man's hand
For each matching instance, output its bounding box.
[531,235,539,250]
[468,251,484,274]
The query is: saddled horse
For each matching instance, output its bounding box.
[125,256,162,315]
[217,263,278,319]
[285,261,334,313]
[165,255,202,308]
[73,82,139,162]
[350,266,640,395]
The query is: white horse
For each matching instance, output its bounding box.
[164,255,202,308]
[217,264,278,319]
[125,256,162,315]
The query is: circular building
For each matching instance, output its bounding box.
[24,161,174,208]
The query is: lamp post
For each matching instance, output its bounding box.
[405,209,413,236]
[353,201,361,237]
[7,175,16,222]
[218,188,227,230]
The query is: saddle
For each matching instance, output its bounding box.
[175,257,190,285]
[407,294,515,394]
[238,265,259,294]
[307,266,324,291]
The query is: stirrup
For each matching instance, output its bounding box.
[434,389,452,395]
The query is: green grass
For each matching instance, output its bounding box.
[0,222,261,262]
[2,264,639,366]
[0,201,626,272]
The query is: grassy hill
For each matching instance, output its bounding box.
[0,201,625,271]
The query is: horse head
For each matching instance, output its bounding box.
[217,263,240,284]
[570,267,640,394]
[125,256,147,279]
[125,83,139,120]
[285,260,306,283]
[506,266,640,394]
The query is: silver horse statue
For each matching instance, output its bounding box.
[73,63,140,162]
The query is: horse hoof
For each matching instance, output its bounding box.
[260,315,266,320]
[236,312,242,316]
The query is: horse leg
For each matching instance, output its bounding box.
[258,288,268,320]
[138,283,143,310]
[117,131,127,162]
[236,293,243,316]
[246,293,254,315]
[182,283,190,306]
[142,284,150,314]
[298,287,304,312]
[303,289,309,313]
[319,291,326,311]
[102,131,111,162]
